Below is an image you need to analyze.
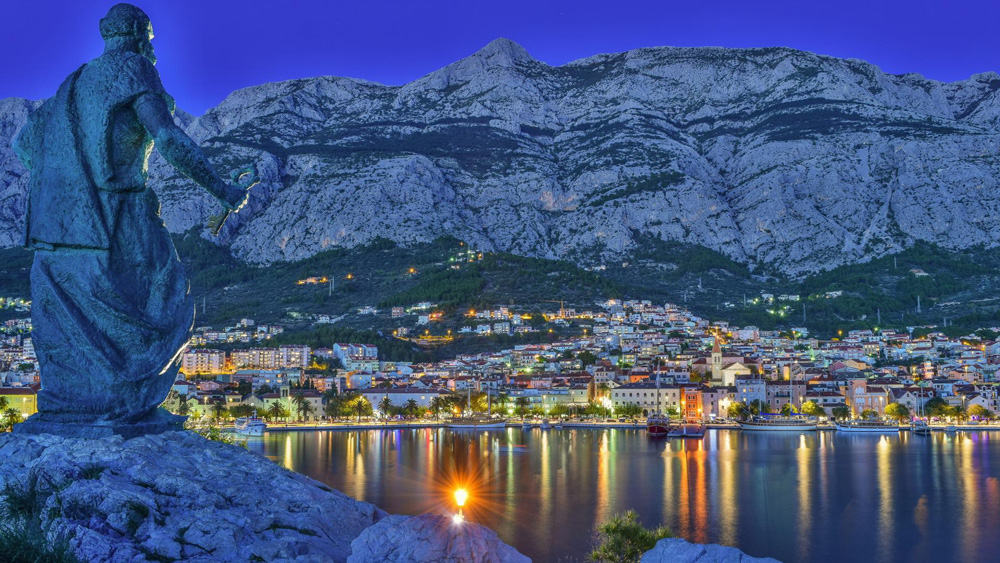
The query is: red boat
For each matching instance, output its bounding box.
[646,374,670,437]
[646,414,670,437]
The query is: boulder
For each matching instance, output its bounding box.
[348,513,530,563]
[641,538,781,563]
[0,431,386,562]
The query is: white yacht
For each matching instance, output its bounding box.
[446,418,506,430]
[234,412,267,436]
[739,415,817,431]
[835,420,900,433]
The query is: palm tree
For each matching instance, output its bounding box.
[299,398,315,421]
[291,392,308,421]
[266,401,288,422]
[177,394,191,416]
[378,396,393,419]
[515,397,530,420]
[352,396,372,422]
[495,392,509,411]
[211,401,228,421]
[3,408,23,429]
[429,396,445,420]
[404,399,420,418]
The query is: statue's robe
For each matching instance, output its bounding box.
[14,51,193,423]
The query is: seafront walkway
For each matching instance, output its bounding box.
[217,420,1000,433]
[230,420,742,432]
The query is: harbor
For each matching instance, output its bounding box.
[249,426,1000,562]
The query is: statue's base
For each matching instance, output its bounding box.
[13,408,186,439]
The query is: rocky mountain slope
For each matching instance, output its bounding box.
[3,39,1000,276]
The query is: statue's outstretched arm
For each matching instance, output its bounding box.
[134,93,246,210]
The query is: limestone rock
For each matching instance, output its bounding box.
[0,431,386,562]
[641,537,781,563]
[348,513,531,563]
[6,41,1000,275]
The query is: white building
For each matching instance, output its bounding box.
[180,349,226,375]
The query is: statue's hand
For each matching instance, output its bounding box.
[220,183,250,212]
[219,166,258,211]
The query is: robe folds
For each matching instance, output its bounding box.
[14,51,193,423]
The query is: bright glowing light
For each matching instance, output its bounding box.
[454,488,469,508]
[452,513,465,525]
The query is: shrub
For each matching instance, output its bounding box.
[191,425,247,449]
[0,481,78,562]
[590,510,670,563]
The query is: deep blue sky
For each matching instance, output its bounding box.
[3,0,997,115]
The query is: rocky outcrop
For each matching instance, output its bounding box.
[0,431,389,562]
[0,430,531,562]
[4,40,1000,275]
[641,538,781,562]
[348,513,530,563]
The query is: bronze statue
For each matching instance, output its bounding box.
[12,3,252,436]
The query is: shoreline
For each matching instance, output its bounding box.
[220,421,1000,433]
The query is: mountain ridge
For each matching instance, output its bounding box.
[3,40,1000,276]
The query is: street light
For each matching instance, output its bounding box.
[453,488,469,524]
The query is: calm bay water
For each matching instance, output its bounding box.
[248,429,1000,562]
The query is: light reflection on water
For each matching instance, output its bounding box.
[250,429,1000,562]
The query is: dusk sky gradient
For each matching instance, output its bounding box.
[3,0,998,115]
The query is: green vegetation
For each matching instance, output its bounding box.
[968,405,993,419]
[324,393,373,421]
[832,406,852,420]
[586,171,685,208]
[590,510,670,563]
[922,397,947,416]
[884,402,910,422]
[190,425,248,448]
[4,231,1000,341]
[799,401,825,418]
[727,402,749,420]
[0,481,78,563]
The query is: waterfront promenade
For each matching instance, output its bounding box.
[221,419,1000,432]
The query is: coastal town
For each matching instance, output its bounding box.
[2,298,998,428]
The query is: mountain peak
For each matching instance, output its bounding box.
[469,38,534,66]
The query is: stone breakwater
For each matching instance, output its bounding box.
[0,430,777,562]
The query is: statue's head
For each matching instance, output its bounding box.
[99,3,156,64]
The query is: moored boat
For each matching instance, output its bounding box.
[234,412,267,436]
[646,374,671,437]
[835,420,900,433]
[540,419,551,430]
[646,414,670,437]
[739,415,817,432]
[911,419,931,435]
[447,417,507,430]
